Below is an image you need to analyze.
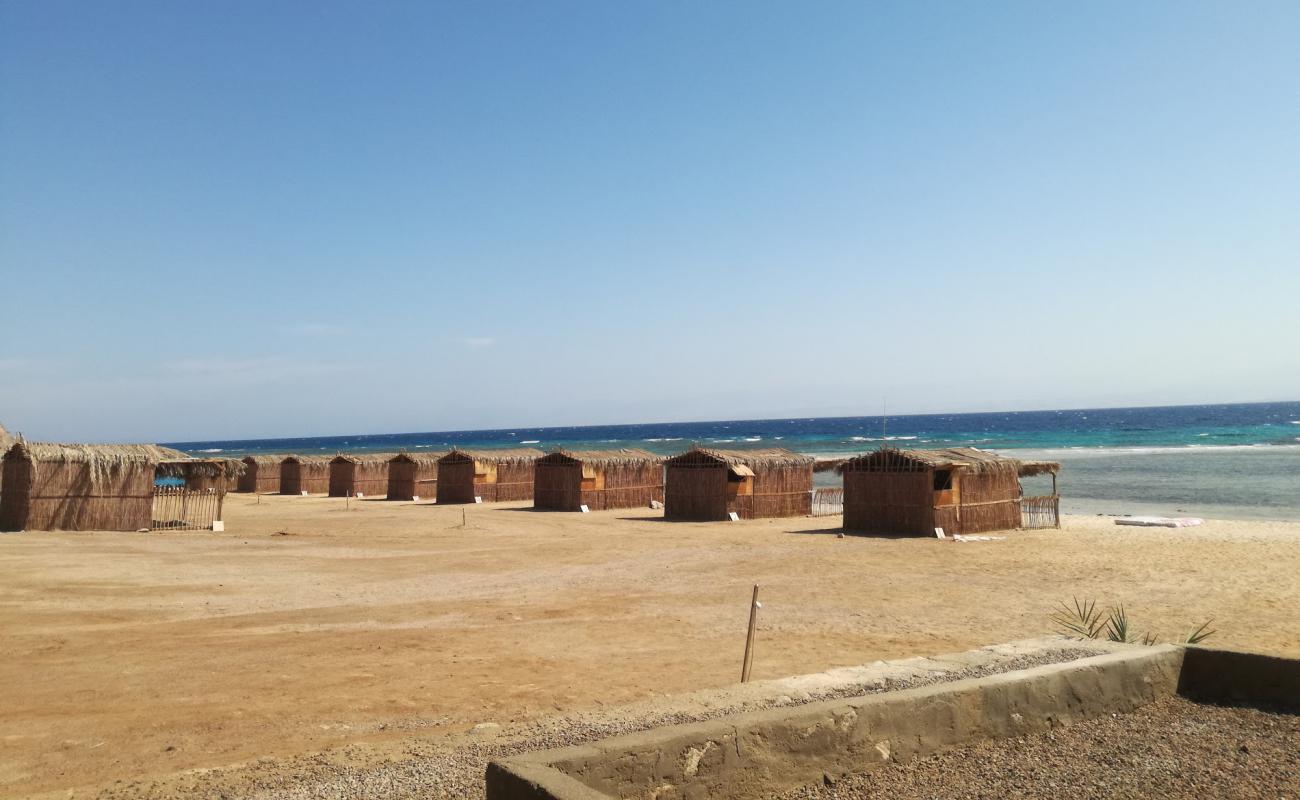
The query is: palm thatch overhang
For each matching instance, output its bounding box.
[242,454,291,467]
[837,447,1058,476]
[388,451,444,466]
[330,452,400,467]
[539,448,662,467]
[666,446,815,467]
[282,454,333,466]
[6,441,190,487]
[156,457,245,480]
[0,423,15,451]
[439,447,544,465]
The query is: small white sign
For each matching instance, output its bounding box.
[934,527,946,539]
[412,495,420,502]
[579,504,590,513]
[356,492,364,499]
[211,521,225,532]
[728,512,741,522]
[474,496,483,504]
[301,490,308,496]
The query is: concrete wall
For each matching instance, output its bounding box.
[487,648,1184,800]
[487,645,1300,800]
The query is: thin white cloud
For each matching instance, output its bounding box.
[463,337,495,349]
[0,357,31,371]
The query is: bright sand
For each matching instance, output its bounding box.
[1,494,1297,797]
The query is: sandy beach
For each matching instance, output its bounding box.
[1,494,1298,798]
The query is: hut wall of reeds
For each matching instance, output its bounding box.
[840,448,1059,536]
[329,453,396,498]
[237,455,285,493]
[386,452,441,501]
[534,449,663,512]
[0,442,187,532]
[436,448,542,504]
[280,455,332,495]
[663,448,814,521]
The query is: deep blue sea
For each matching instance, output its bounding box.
[167,402,1300,521]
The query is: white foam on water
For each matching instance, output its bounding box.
[521,440,540,444]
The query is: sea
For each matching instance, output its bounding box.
[166,401,1300,521]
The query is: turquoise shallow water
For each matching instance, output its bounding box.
[168,401,1300,521]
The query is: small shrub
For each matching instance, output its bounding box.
[1050,596,1214,647]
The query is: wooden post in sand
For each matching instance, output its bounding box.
[741,585,760,683]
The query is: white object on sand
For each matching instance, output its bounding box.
[952,534,1006,542]
[1114,516,1204,528]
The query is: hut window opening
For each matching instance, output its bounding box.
[933,469,953,491]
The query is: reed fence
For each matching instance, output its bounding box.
[811,487,843,517]
[152,486,224,531]
[1020,494,1060,529]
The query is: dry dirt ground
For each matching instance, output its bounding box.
[1,494,1298,798]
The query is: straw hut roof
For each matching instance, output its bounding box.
[389,451,444,465]
[242,454,290,467]
[667,447,814,466]
[282,454,333,465]
[541,448,662,466]
[839,447,1058,476]
[157,457,245,479]
[1016,459,1061,477]
[0,423,14,451]
[10,441,189,464]
[5,441,190,488]
[330,452,399,467]
[440,447,543,464]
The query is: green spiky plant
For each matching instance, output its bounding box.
[1183,620,1217,644]
[1050,597,1106,639]
[1050,597,1214,647]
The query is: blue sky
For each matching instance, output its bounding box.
[2,1,1298,442]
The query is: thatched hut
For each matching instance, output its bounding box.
[329,453,396,498]
[663,447,814,521]
[0,423,15,496]
[436,448,542,504]
[534,449,663,512]
[237,455,286,493]
[0,441,187,531]
[839,448,1060,536]
[386,452,441,501]
[280,455,331,495]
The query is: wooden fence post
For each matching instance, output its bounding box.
[741,585,760,683]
